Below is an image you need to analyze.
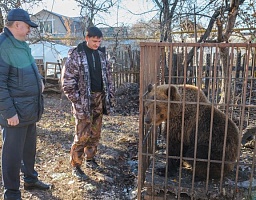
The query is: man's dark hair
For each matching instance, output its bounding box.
[85,26,103,38]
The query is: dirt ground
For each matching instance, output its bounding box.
[0,92,139,200]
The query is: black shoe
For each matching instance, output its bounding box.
[86,159,102,171]
[3,196,22,200]
[24,180,51,190]
[3,190,22,200]
[72,166,87,181]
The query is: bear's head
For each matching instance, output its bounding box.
[144,84,181,126]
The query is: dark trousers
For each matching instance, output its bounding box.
[1,123,38,199]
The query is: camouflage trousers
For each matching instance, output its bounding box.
[70,92,103,167]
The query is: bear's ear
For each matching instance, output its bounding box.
[147,84,154,93]
[165,85,178,100]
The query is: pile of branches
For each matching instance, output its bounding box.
[114,82,139,115]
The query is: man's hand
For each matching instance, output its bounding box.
[7,114,19,126]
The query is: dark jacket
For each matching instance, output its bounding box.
[0,27,44,127]
[61,42,115,119]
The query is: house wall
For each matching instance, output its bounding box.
[30,9,86,43]
[31,10,67,37]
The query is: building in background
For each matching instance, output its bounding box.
[30,9,87,45]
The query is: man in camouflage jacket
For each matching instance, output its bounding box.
[61,26,115,180]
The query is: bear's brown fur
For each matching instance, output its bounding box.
[144,84,239,180]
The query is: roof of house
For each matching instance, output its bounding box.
[33,9,84,32]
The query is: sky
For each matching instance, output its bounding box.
[23,0,157,27]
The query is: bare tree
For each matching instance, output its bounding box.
[151,0,249,104]
[152,0,180,42]
[74,0,117,28]
[217,0,245,104]
[190,0,246,104]
[0,0,43,32]
[186,0,245,62]
[130,19,160,39]
[233,1,256,41]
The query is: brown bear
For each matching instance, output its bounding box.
[144,84,239,180]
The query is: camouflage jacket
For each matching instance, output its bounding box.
[61,43,115,119]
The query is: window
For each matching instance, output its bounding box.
[39,21,53,34]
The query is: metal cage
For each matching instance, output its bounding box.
[138,42,256,200]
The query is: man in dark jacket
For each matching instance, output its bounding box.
[0,8,50,200]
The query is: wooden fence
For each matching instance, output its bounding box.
[36,45,254,93]
[36,59,63,92]
[110,48,140,89]
[36,48,141,92]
